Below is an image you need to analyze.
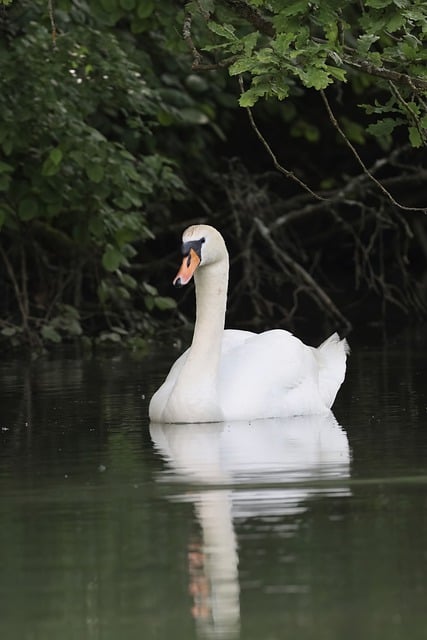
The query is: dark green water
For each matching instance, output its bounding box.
[0,334,426,640]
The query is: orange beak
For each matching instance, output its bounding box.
[173,248,201,287]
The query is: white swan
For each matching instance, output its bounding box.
[149,224,349,423]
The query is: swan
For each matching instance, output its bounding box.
[149,224,349,423]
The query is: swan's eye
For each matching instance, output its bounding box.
[181,238,204,262]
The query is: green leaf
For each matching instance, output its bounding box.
[143,282,158,296]
[120,0,135,9]
[229,58,253,76]
[278,0,310,17]
[98,331,122,343]
[341,117,366,144]
[118,272,137,289]
[399,42,417,60]
[0,161,13,174]
[1,326,17,337]
[357,34,380,56]
[303,67,332,90]
[327,66,347,82]
[99,0,118,11]
[368,117,399,136]
[97,280,110,304]
[386,11,406,32]
[0,208,6,229]
[86,165,105,183]
[18,197,39,221]
[239,85,268,107]
[137,0,153,18]
[242,32,259,55]
[0,174,11,192]
[41,157,60,177]
[115,227,136,248]
[41,325,62,343]
[89,216,104,238]
[408,126,423,148]
[2,137,13,156]
[154,296,177,311]
[69,150,86,167]
[197,0,215,13]
[365,0,393,7]
[49,147,63,166]
[102,245,123,271]
[207,21,237,41]
[157,110,174,126]
[144,295,154,311]
[179,108,210,125]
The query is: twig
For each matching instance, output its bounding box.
[239,76,325,200]
[0,243,29,333]
[48,0,57,49]
[21,243,29,320]
[183,12,203,67]
[222,0,275,37]
[342,56,427,92]
[389,80,426,145]
[190,56,239,71]
[254,217,352,331]
[320,90,427,213]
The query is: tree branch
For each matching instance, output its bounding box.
[216,4,427,92]
[238,76,325,200]
[0,242,29,333]
[221,0,275,37]
[320,90,427,214]
[182,12,203,67]
[254,217,352,332]
[342,56,427,92]
[48,0,57,49]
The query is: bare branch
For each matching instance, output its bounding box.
[221,0,275,37]
[254,217,352,332]
[48,0,57,49]
[320,90,427,213]
[182,12,204,67]
[238,76,325,200]
[0,242,29,333]
[342,56,427,92]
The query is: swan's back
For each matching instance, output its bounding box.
[217,329,347,420]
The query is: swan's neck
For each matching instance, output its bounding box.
[165,257,228,422]
[190,259,228,364]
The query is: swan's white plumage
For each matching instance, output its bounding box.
[149,225,349,423]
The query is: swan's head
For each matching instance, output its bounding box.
[173,225,227,287]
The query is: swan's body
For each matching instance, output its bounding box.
[149,225,349,423]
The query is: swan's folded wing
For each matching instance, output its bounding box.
[218,330,322,419]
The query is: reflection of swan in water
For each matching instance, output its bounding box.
[150,414,350,639]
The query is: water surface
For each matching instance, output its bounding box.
[0,335,426,640]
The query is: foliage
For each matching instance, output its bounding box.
[0,0,229,348]
[175,0,427,332]
[0,0,426,350]
[185,0,427,148]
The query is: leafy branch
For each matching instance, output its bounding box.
[320,90,427,214]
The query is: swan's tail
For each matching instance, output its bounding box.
[316,333,350,409]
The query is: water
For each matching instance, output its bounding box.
[0,335,426,640]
